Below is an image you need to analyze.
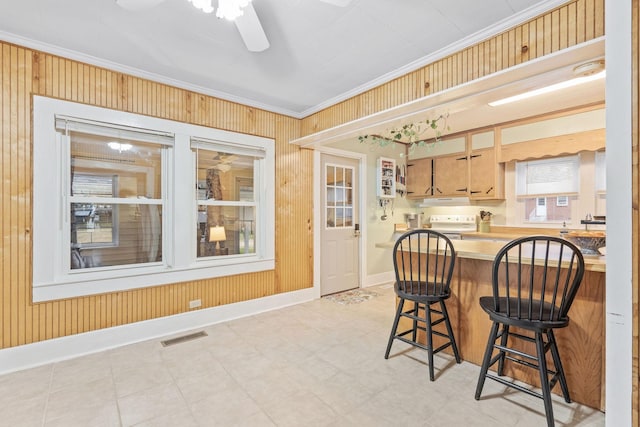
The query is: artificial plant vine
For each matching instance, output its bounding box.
[358,113,450,153]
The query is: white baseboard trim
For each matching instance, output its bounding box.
[363,271,394,288]
[0,287,316,375]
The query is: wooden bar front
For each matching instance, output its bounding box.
[392,239,605,411]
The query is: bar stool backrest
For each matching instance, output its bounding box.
[491,235,585,324]
[393,229,456,297]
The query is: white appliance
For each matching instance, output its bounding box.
[428,214,477,239]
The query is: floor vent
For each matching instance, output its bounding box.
[160,331,207,347]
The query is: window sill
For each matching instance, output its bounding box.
[32,258,275,303]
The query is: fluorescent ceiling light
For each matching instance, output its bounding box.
[488,70,606,107]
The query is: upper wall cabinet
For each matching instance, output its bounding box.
[433,154,468,197]
[406,157,433,199]
[407,134,504,200]
[469,130,504,200]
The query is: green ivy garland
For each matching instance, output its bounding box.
[358,113,450,153]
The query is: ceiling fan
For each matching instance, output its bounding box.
[115,0,352,52]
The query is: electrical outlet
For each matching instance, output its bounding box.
[189,299,202,309]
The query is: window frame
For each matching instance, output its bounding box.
[33,96,275,302]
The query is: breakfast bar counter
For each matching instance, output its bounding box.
[376,238,606,272]
[376,237,606,411]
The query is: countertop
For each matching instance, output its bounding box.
[375,238,606,272]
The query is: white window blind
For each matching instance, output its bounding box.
[516,155,580,197]
[55,115,174,146]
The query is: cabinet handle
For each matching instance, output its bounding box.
[436,187,442,194]
[485,186,494,194]
[456,188,467,192]
[470,190,482,194]
[456,156,468,161]
[470,154,481,159]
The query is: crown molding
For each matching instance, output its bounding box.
[0,30,302,118]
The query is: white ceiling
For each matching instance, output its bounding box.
[0,0,571,117]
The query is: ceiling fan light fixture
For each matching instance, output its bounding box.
[216,0,252,21]
[187,0,214,13]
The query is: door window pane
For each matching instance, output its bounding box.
[325,164,355,229]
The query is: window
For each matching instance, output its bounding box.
[193,140,264,257]
[516,155,579,223]
[64,125,168,270]
[33,96,274,302]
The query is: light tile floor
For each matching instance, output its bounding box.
[0,284,605,426]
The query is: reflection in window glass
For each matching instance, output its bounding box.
[194,146,258,257]
[326,166,335,186]
[345,207,353,227]
[69,132,164,269]
[327,188,335,207]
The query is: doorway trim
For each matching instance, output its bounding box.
[313,147,367,299]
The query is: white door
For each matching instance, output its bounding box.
[321,154,360,296]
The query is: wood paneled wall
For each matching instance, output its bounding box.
[300,0,605,137]
[0,44,313,349]
[0,0,606,354]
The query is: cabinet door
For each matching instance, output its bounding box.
[406,158,432,199]
[469,148,502,199]
[433,154,468,197]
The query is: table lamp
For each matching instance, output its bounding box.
[209,225,226,252]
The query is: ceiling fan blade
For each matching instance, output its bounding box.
[318,0,352,6]
[234,3,270,52]
[115,0,166,11]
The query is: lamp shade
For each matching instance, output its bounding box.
[209,226,227,242]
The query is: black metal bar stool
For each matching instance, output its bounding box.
[384,229,461,381]
[474,235,585,427]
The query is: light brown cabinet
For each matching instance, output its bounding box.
[406,157,433,199]
[404,130,505,200]
[433,154,468,197]
[469,147,503,199]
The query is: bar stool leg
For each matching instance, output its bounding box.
[411,302,419,342]
[385,298,405,359]
[425,302,435,381]
[547,329,571,403]
[535,332,555,427]
[475,321,500,399]
[497,325,510,376]
[440,300,460,363]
